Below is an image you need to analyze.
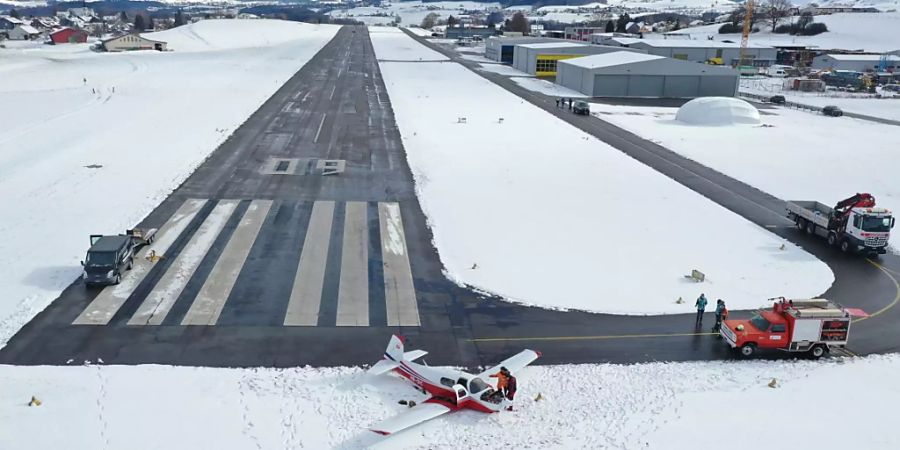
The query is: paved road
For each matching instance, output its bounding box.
[739,91,900,127]
[3,27,899,369]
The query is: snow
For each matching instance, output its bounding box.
[517,41,587,49]
[0,19,338,348]
[328,1,502,27]
[2,355,899,449]
[740,77,900,122]
[590,102,900,229]
[677,12,900,53]
[475,63,533,77]
[561,51,663,69]
[510,76,588,98]
[369,27,449,61]
[675,97,762,126]
[371,32,832,315]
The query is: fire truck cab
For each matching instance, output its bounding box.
[720,298,851,358]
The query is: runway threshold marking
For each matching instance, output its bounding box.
[181,200,272,325]
[284,201,335,326]
[852,259,900,323]
[336,201,369,326]
[468,332,718,343]
[379,202,420,327]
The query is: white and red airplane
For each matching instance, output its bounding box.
[366,335,540,436]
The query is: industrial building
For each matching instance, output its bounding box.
[555,51,740,98]
[596,37,777,67]
[102,34,167,52]
[811,54,900,72]
[513,42,644,77]
[485,36,558,64]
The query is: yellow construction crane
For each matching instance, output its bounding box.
[737,0,754,71]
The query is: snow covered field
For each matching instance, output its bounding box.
[741,78,900,122]
[369,28,832,315]
[677,12,900,53]
[370,27,448,61]
[0,20,338,347]
[590,102,900,226]
[2,354,898,449]
[328,1,501,27]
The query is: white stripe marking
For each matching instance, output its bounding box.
[73,199,208,325]
[314,114,327,143]
[284,201,335,326]
[336,202,369,326]
[128,200,239,326]
[181,200,271,325]
[379,202,420,327]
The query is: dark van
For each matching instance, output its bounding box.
[82,235,135,286]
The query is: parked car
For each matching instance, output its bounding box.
[768,95,786,104]
[573,100,590,115]
[821,105,843,117]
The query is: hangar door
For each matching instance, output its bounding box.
[663,76,701,98]
[593,75,629,97]
[626,76,665,97]
[699,76,738,96]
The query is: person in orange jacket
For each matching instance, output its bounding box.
[490,366,509,398]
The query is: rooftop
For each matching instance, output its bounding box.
[824,54,900,61]
[560,51,664,69]
[518,42,588,49]
[612,37,772,49]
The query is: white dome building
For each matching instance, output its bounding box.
[675,97,761,126]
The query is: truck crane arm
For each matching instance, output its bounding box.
[833,193,875,216]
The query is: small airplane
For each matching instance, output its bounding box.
[366,334,540,436]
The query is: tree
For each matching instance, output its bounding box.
[615,13,631,33]
[766,0,793,32]
[133,14,146,31]
[508,12,529,33]
[147,17,155,30]
[796,11,813,29]
[420,12,438,29]
[174,10,187,27]
[120,11,128,23]
[605,20,615,32]
[9,8,20,19]
[447,15,457,28]
[486,11,504,28]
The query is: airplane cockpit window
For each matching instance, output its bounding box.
[440,377,455,388]
[469,377,490,393]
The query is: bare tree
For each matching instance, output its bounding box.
[508,12,529,33]
[766,0,793,32]
[421,13,438,29]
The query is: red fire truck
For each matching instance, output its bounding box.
[720,298,851,358]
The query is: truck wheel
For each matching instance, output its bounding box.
[113,273,121,285]
[127,257,133,271]
[827,233,837,246]
[796,218,805,230]
[810,345,827,359]
[840,240,851,253]
[740,343,756,357]
[805,221,815,235]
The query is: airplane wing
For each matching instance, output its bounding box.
[477,349,540,379]
[369,401,452,436]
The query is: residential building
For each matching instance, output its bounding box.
[564,26,606,41]
[8,24,41,40]
[555,51,740,98]
[0,15,25,30]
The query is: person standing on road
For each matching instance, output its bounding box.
[695,294,708,325]
[713,300,728,332]
[556,98,561,108]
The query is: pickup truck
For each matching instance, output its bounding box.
[720,298,851,358]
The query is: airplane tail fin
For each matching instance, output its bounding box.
[367,335,406,375]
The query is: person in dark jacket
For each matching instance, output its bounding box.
[695,294,708,324]
[712,299,728,332]
[504,368,517,411]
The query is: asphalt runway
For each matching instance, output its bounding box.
[2,26,899,369]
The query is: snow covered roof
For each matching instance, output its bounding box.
[16,25,40,34]
[561,51,664,69]
[517,42,588,49]
[824,54,900,61]
[0,15,26,24]
[634,39,772,49]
